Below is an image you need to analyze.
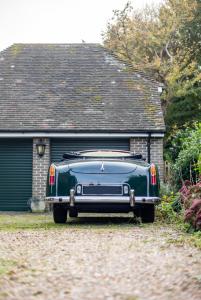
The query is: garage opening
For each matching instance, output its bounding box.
[51,138,130,162]
[0,139,32,211]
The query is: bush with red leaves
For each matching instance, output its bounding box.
[179,180,201,230]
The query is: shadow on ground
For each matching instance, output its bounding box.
[0,213,140,230]
[68,215,136,225]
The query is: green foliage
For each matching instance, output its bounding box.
[158,180,201,232]
[159,182,176,196]
[165,59,201,133]
[191,231,201,247]
[180,0,201,64]
[173,124,201,184]
[156,182,201,240]
[165,90,201,132]
[156,199,179,224]
[198,153,201,174]
[166,230,201,249]
[103,0,201,134]
[164,123,200,188]
[157,183,182,223]
[103,0,197,82]
[164,125,192,161]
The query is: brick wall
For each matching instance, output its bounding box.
[130,137,164,180]
[150,138,164,181]
[130,138,147,159]
[32,138,50,200]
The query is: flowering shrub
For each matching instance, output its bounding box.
[179,180,201,230]
[157,181,201,231]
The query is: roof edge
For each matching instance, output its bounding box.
[0,129,165,134]
[0,131,165,138]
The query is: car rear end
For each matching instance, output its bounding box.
[45,150,160,223]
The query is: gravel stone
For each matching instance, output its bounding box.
[0,218,201,300]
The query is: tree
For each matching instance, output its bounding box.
[103,0,196,85]
[164,0,201,133]
[103,0,201,151]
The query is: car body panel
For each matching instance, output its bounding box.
[46,150,160,224]
[46,157,159,199]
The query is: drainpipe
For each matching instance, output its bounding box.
[147,133,151,163]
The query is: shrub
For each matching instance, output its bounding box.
[179,180,201,230]
[156,183,181,223]
[173,123,201,186]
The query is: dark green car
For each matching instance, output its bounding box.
[45,150,160,223]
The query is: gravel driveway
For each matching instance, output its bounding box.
[0,214,201,300]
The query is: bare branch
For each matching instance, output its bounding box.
[165,41,173,63]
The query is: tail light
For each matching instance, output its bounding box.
[150,163,157,185]
[49,165,55,186]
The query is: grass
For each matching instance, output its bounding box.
[0,212,200,249]
[0,258,17,276]
[166,229,201,250]
[156,204,201,250]
[0,213,61,231]
[0,212,136,231]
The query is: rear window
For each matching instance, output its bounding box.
[79,150,132,157]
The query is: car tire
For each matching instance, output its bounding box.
[69,209,78,218]
[53,204,67,223]
[141,204,155,223]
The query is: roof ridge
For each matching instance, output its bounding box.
[0,43,102,53]
[10,42,101,46]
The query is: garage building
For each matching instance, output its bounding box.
[0,44,165,210]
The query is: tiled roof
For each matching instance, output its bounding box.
[0,43,165,132]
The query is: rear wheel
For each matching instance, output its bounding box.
[53,204,67,223]
[141,204,155,223]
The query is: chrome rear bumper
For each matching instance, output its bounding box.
[45,195,160,205]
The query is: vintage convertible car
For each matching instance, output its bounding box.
[45,150,160,223]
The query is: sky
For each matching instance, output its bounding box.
[0,0,162,51]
